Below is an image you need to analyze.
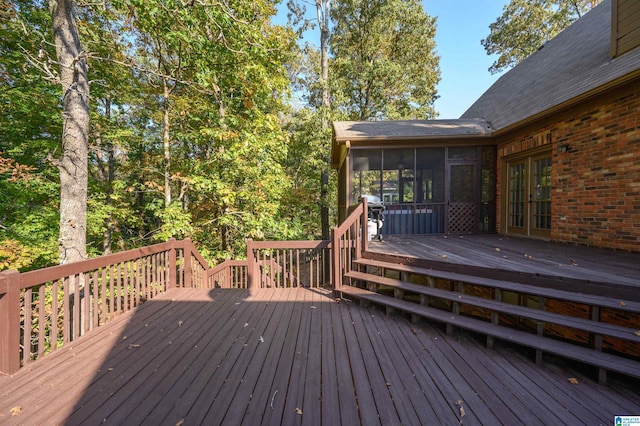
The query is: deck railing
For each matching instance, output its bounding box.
[332,197,368,291]
[0,199,371,374]
[246,240,332,289]
[208,260,249,288]
[0,238,209,374]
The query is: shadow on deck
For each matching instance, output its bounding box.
[1,287,638,425]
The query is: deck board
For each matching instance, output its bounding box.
[370,234,640,287]
[328,298,361,425]
[1,287,639,425]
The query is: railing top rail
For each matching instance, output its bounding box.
[249,240,331,250]
[183,238,210,270]
[16,239,183,290]
[335,200,365,235]
[208,259,248,276]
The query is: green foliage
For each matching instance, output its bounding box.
[1,0,300,268]
[330,0,440,120]
[1,0,440,270]
[482,0,602,74]
[0,1,62,270]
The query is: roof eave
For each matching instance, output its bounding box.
[334,133,495,144]
[493,69,640,137]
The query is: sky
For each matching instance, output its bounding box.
[275,0,511,119]
[423,0,509,118]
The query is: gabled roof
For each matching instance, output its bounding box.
[332,118,493,142]
[461,0,640,132]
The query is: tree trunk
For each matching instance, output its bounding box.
[49,0,89,264]
[318,0,331,239]
[163,77,172,207]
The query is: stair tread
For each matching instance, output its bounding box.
[338,285,640,378]
[354,258,640,313]
[344,271,640,342]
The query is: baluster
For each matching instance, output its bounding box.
[38,285,45,359]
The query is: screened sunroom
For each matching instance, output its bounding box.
[332,120,497,235]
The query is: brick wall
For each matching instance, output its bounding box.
[496,83,640,252]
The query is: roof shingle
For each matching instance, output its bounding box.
[461,0,640,131]
[332,118,493,142]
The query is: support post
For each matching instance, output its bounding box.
[360,196,368,256]
[183,238,192,288]
[331,227,340,295]
[224,265,231,289]
[247,239,256,291]
[0,270,21,375]
[168,238,177,289]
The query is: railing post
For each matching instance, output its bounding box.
[0,270,21,375]
[168,238,177,289]
[224,265,230,289]
[247,239,256,291]
[183,238,193,288]
[360,196,368,257]
[331,227,340,293]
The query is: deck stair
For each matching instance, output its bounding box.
[339,258,640,384]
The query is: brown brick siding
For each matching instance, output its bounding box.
[496,83,640,252]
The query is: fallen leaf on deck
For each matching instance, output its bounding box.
[619,301,626,307]
[295,407,303,415]
[502,255,509,259]
[259,336,265,343]
[310,306,317,309]
[568,377,579,385]
[10,406,21,416]
[570,259,578,266]
[175,420,184,426]
[244,323,249,328]
[178,320,183,327]
[127,344,140,349]
[634,330,640,337]
[122,336,128,340]
[454,400,466,418]
[495,248,501,252]
[440,255,447,259]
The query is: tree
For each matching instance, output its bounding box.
[317,0,331,240]
[482,0,602,74]
[48,0,90,264]
[2,0,300,268]
[286,0,332,239]
[330,0,440,120]
[0,2,62,269]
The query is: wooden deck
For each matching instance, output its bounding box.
[369,234,640,288]
[1,287,639,425]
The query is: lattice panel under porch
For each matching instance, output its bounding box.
[448,202,477,234]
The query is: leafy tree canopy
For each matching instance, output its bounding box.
[330,0,440,120]
[482,0,602,74]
